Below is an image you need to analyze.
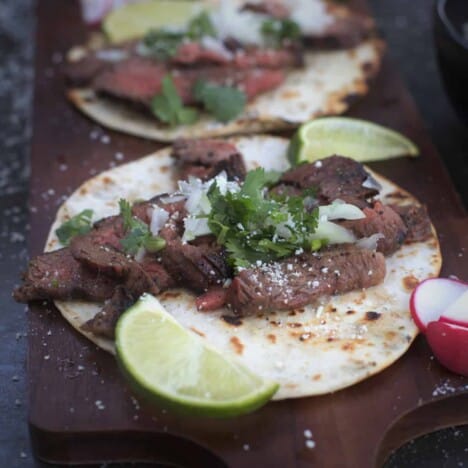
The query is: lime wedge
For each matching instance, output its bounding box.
[103,1,205,43]
[115,294,278,417]
[288,117,419,166]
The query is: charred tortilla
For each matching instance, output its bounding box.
[66,0,384,141]
[43,136,441,399]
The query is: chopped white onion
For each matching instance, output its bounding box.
[200,36,233,60]
[158,194,186,204]
[318,200,365,221]
[356,233,384,251]
[362,175,382,191]
[289,0,333,35]
[95,49,129,62]
[150,206,169,235]
[134,246,146,263]
[182,217,211,242]
[311,221,356,244]
[210,1,266,45]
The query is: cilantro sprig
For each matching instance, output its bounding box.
[142,11,216,61]
[261,18,301,46]
[119,199,166,255]
[55,209,94,246]
[194,81,246,123]
[206,169,320,269]
[151,76,198,126]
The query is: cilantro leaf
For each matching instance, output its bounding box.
[151,76,199,126]
[118,198,166,255]
[261,18,301,46]
[142,29,185,61]
[142,11,215,61]
[55,209,94,246]
[187,11,216,39]
[206,168,318,269]
[194,80,246,122]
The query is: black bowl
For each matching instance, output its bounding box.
[434,0,468,125]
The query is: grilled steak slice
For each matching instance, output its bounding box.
[390,204,432,243]
[13,248,117,303]
[196,286,228,311]
[342,201,407,256]
[172,138,246,181]
[226,244,385,315]
[93,58,286,108]
[93,57,173,108]
[173,42,303,68]
[277,156,379,207]
[159,229,231,293]
[81,286,134,339]
[64,55,111,87]
[70,235,160,296]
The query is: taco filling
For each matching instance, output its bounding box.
[65,0,380,131]
[15,138,432,343]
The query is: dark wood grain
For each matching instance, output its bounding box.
[28,0,468,466]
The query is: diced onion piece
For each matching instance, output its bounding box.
[150,206,169,236]
[356,233,384,251]
[158,194,186,205]
[200,36,233,60]
[311,221,356,244]
[95,48,129,62]
[318,200,365,221]
[134,246,146,263]
[182,216,211,242]
[362,175,382,191]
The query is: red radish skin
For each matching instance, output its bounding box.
[439,290,468,328]
[426,320,468,376]
[410,278,468,333]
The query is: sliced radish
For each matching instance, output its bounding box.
[409,278,468,332]
[440,290,468,327]
[426,320,468,376]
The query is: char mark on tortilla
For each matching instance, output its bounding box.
[226,244,386,316]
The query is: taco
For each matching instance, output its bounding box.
[15,135,441,399]
[65,0,384,141]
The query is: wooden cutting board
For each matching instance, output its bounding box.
[28,0,468,466]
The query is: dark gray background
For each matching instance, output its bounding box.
[0,0,466,466]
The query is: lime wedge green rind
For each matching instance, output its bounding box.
[103,0,205,43]
[288,117,419,166]
[115,294,278,418]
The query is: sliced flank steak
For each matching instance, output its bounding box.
[276,156,380,208]
[226,244,386,316]
[171,138,247,181]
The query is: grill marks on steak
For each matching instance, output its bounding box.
[94,58,286,109]
[226,245,386,316]
[277,156,380,208]
[70,235,160,297]
[172,138,246,181]
[390,204,432,243]
[172,42,303,69]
